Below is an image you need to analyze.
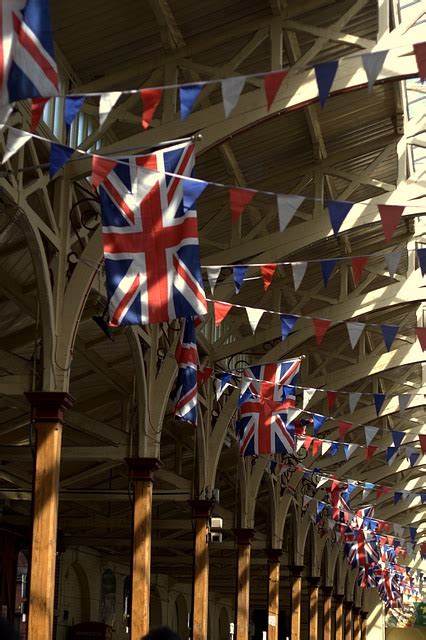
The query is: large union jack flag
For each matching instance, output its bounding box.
[172,317,199,425]
[0,0,59,105]
[100,142,207,326]
[237,359,301,455]
[344,527,380,586]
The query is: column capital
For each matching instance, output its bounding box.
[307,576,321,588]
[125,457,162,481]
[344,600,354,610]
[322,585,333,596]
[265,548,282,563]
[189,499,215,519]
[334,593,345,603]
[233,528,255,545]
[290,565,304,577]
[25,391,74,423]
[353,606,361,614]
[360,610,368,620]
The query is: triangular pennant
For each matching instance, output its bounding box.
[398,394,410,417]
[417,248,426,276]
[320,260,336,286]
[416,327,426,351]
[64,96,85,127]
[365,445,378,460]
[314,60,339,108]
[384,251,401,278]
[329,441,339,456]
[221,76,246,117]
[344,443,359,460]
[206,267,221,293]
[216,372,233,400]
[303,388,316,409]
[296,437,305,453]
[338,420,352,442]
[277,194,304,232]
[418,434,426,453]
[264,70,288,110]
[321,441,331,456]
[348,392,362,415]
[408,452,420,467]
[326,390,337,412]
[316,476,329,489]
[394,492,403,504]
[183,180,208,212]
[180,83,204,120]
[374,393,386,416]
[282,385,296,400]
[312,439,321,457]
[303,435,314,452]
[313,414,326,436]
[409,527,417,544]
[364,426,379,446]
[261,264,277,290]
[138,90,162,130]
[381,324,398,352]
[0,104,13,129]
[49,143,74,177]
[386,446,398,465]
[230,187,255,224]
[91,156,118,190]
[281,314,298,341]
[378,205,405,242]
[31,97,49,132]
[233,266,248,293]
[313,318,332,346]
[246,307,264,333]
[99,92,121,127]
[413,43,426,82]
[197,367,213,386]
[214,301,232,325]
[286,407,302,424]
[361,50,388,91]
[2,129,32,163]
[352,256,368,287]
[392,431,405,449]
[346,322,365,349]
[326,200,352,236]
[291,261,307,291]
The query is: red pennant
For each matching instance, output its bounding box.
[419,434,426,453]
[230,187,255,224]
[352,256,368,287]
[197,367,213,386]
[214,301,232,326]
[140,89,163,129]
[413,43,426,81]
[376,486,391,499]
[91,156,118,189]
[330,480,341,493]
[338,420,352,441]
[313,318,331,346]
[312,438,321,456]
[261,264,277,290]
[303,435,314,451]
[263,70,288,110]
[365,445,378,460]
[31,97,49,132]
[416,327,426,351]
[327,390,337,412]
[378,205,405,242]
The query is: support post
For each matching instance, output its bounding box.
[126,458,161,640]
[344,601,353,640]
[322,587,333,640]
[360,611,368,640]
[307,577,320,640]
[290,566,304,640]
[334,594,344,640]
[266,549,281,640]
[190,500,215,640]
[26,392,74,640]
[353,607,361,640]
[234,528,255,640]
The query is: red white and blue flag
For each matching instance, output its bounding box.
[237,359,301,455]
[0,0,59,105]
[172,317,199,425]
[100,142,207,326]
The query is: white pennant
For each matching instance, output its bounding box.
[99,92,121,127]
[296,437,305,453]
[291,261,307,291]
[240,377,251,396]
[401,490,410,501]
[346,322,365,349]
[364,425,379,446]
[405,542,414,558]
[287,407,302,424]
[327,518,336,531]
[303,495,312,508]
[246,306,264,333]
[2,128,32,163]
[0,104,13,130]
[206,266,221,293]
[321,441,331,456]
[277,194,304,232]
[303,388,316,409]
[384,251,401,278]
[362,50,388,92]
[362,488,372,501]
[398,394,410,417]
[348,392,362,414]
[221,76,246,118]
[393,523,404,537]
[344,443,359,460]
[405,447,416,460]
[316,476,329,489]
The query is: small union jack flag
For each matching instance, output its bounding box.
[237,359,301,455]
[100,142,207,326]
[172,317,198,425]
[0,0,59,105]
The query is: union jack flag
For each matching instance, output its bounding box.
[344,527,380,586]
[100,142,207,326]
[172,317,198,425]
[237,359,301,455]
[0,0,59,105]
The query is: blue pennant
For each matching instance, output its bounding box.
[233,266,248,293]
[314,60,339,108]
[64,96,85,128]
[180,83,204,120]
[421,493,426,504]
[326,200,353,236]
[393,492,402,504]
[374,393,385,416]
[381,324,398,351]
[282,385,296,400]
[409,452,420,467]
[49,143,74,177]
[391,431,404,449]
[329,441,339,456]
[320,259,336,286]
[313,414,326,435]
[183,180,208,211]
[281,314,298,340]
[386,446,397,463]
[417,247,426,276]
[409,527,417,543]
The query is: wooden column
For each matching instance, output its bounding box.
[190,500,215,640]
[353,607,361,640]
[26,392,74,640]
[307,577,320,640]
[322,587,333,640]
[234,528,255,640]
[290,566,303,640]
[344,602,353,640]
[266,549,281,640]
[360,611,368,640]
[334,595,344,640]
[126,458,161,640]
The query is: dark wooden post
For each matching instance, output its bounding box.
[190,500,215,640]
[307,577,320,640]
[360,611,368,640]
[322,586,333,640]
[334,594,344,640]
[344,601,353,640]
[290,566,304,640]
[234,528,255,640]
[266,549,281,640]
[353,607,361,640]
